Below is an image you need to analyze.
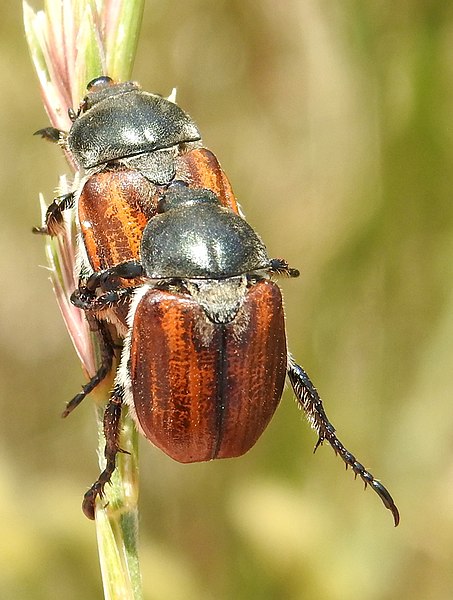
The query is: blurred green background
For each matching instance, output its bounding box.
[1,1,453,598]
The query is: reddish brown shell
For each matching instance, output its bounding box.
[128,280,287,462]
[79,149,239,274]
[77,149,240,332]
[175,148,239,213]
[79,168,156,271]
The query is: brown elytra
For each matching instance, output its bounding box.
[128,280,287,462]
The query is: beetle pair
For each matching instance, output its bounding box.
[35,76,240,415]
[36,77,399,525]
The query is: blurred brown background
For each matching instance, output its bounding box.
[1,1,453,598]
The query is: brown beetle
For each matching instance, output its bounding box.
[73,183,400,525]
[34,77,239,416]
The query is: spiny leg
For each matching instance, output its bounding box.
[82,385,127,519]
[61,317,116,418]
[269,257,300,278]
[34,127,63,143]
[83,260,145,294]
[287,358,400,526]
[69,260,143,314]
[71,286,134,313]
[32,192,75,236]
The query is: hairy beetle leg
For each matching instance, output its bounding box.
[82,386,127,519]
[61,318,115,418]
[32,192,75,236]
[269,258,300,278]
[34,127,63,143]
[84,260,144,294]
[287,359,400,526]
[70,260,143,315]
[71,287,134,313]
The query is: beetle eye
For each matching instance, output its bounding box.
[87,75,113,91]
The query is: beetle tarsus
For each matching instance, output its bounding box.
[71,287,133,312]
[287,359,400,526]
[32,192,75,237]
[82,387,125,519]
[68,107,78,122]
[82,487,99,520]
[61,319,115,417]
[313,435,324,453]
[269,258,300,278]
[34,127,63,143]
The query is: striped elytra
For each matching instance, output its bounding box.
[127,280,287,462]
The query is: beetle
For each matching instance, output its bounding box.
[34,76,240,416]
[35,76,239,243]
[73,183,400,525]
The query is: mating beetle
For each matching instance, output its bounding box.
[35,76,239,307]
[34,76,240,415]
[73,183,400,525]
[35,76,239,226]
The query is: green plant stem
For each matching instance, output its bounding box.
[94,403,141,600]
[24,1,146,597]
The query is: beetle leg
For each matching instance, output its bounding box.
[68,107,79,121]
[269,258,300,278]
[33,127,63,143]
[61,317,116,418]
[83,260,145,294]
[70,260,143,314]
[82,385,128,519]
[71,286,133,313]
[32,192,75,236]
[287,358,400,526]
